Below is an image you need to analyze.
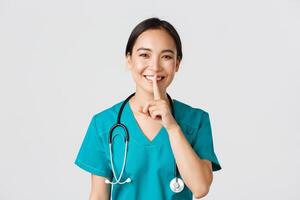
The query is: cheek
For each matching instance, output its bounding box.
[132,60,147,73]
[163,62,177,73]
[162,59,176,68]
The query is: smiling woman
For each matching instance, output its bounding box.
[126,27,180,93]
[74,17,221,200]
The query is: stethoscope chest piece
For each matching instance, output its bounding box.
[170,177,184,193]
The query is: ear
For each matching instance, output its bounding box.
[126,53,133,70]
[175,58,181,72]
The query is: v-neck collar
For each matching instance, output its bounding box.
[123,100,166,147]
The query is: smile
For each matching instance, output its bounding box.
[143,75,165,82]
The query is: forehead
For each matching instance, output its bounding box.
[133,28,176,51]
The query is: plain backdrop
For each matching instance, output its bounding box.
[0,0,299,199]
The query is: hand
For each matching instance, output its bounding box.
[138,75,178,130]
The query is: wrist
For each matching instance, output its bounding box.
[166,123,180,133]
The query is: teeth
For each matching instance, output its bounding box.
[144,75,164,81]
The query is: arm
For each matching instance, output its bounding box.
[89,174,111,200]
[167,125,213,199]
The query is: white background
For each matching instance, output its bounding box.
[0,0,299,199]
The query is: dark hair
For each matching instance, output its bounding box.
[125,17,183,61]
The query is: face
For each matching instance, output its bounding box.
[126,28,180,94]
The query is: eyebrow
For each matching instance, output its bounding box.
[136,47,175,54]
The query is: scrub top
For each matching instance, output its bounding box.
[74,98,221,200]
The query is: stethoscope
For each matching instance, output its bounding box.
[105,92,185,197]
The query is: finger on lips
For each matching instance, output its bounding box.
[138,75,163,118]
[153,75,161,100]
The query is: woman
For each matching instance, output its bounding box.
[74,17,221,200]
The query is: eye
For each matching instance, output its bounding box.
[162,55,173,59]
[139,53,149,58]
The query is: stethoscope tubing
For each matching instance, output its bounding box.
[106,92,184,196]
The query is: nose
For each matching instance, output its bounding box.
[150,57,161,71]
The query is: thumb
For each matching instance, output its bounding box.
[137,106,150,117]
[137,106,143,113]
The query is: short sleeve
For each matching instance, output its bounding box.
[74,115,112,178]
[193,111,222,171]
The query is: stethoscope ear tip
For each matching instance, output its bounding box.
[105,179,110,184]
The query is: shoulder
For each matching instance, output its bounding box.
[90,99,125,132]
[173,99,209,129]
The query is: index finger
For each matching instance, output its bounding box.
[152,75,161,100]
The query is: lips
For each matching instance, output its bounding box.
[143,75,165,81]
